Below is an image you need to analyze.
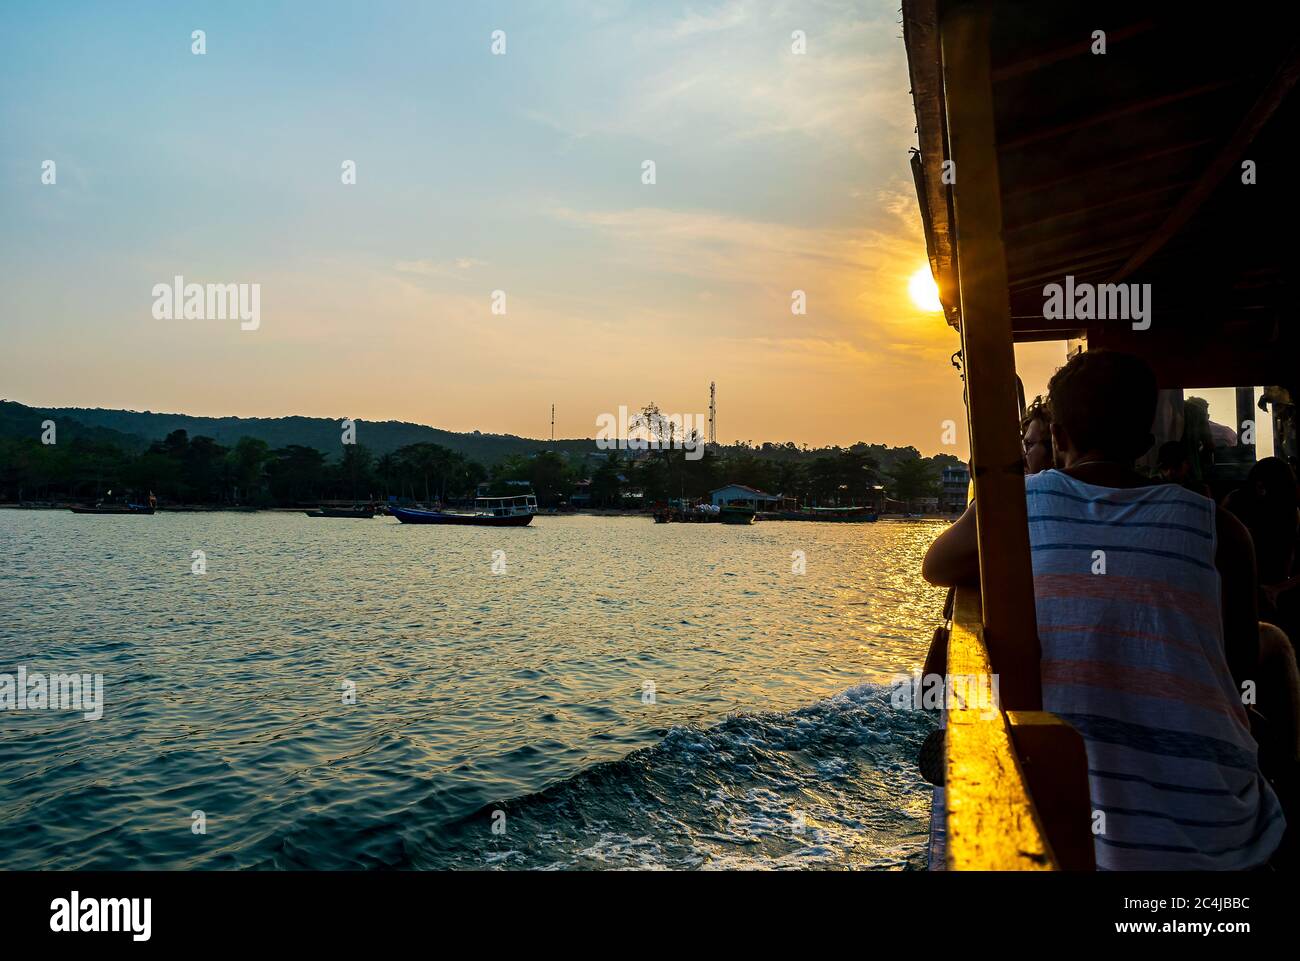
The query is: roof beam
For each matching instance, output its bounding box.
[1004,180,1194,235]
[1009,251,1131,291]
[902,0,958,322]
[990,18,1156,83]
[1114,43,1300,280]
[1003,206,1162,253]
[1002,138,1213,201]
[999,79,1235,150]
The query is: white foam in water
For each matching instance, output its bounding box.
[445,683,937,870]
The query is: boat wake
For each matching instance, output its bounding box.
[416,683,937,870]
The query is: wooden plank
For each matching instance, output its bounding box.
[1003,180,1194,236]
[1007,712,1096,871]
[999,79,1235,150]
[990,18,1156,83]
[1002,137,1213,201]
[1007,250,1132,290]
[945,588,1056,870]
[1115,42,1300,280]
[941,0,1042,711]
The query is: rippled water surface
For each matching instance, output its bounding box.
[0,510,947,869]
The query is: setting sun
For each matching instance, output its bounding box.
[908,264,943,312]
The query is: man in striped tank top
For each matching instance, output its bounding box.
[924,350,1285,869]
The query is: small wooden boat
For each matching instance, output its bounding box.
[719,506,755,525]
[70,504,154,515]
[391,507,533,526]
[305,506,375,518]
[390,494,537,527]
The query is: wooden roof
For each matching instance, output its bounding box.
[904,0,1300,385]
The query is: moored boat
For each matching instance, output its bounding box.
[70,503,154,515]
[718,506,755,525]
[391,494,537,527]
[305,506,375,518]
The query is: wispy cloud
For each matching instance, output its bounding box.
[527,0,912,154]
[671,1,751,37]
[393,257,487,278]
[545,189,939,341]
[0,0,973,451]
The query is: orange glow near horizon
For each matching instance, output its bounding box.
[1,2,1013,457]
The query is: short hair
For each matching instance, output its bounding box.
[1046,350,1156,461]
[1246,456,1298,512]
[1020,396,1051,435]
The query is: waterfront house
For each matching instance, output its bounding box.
[708,484,781,509]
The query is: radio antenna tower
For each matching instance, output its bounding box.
[708,382,716,445]
[550,404,555,443]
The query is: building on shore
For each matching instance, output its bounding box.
[709,484,781,509]
[940,465,970,513]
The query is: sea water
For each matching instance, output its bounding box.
[0,511,945,869]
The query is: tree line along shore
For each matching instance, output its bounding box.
[0,428,961,511]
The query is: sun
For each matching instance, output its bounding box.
[908,265,943,312]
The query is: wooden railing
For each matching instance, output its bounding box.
[945,587,1095,871]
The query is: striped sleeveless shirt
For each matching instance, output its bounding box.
[1026,469,1285,869]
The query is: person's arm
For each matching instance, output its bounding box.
[1215,506,1259,688]
[922,502,980,587]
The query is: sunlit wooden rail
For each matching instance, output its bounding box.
[945,587,1095,870]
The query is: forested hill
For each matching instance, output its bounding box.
[0,400,151,452]
[0,400,593,464]
[0,399,966,474]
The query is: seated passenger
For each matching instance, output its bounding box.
[1021,397,1054,475]
[922,350,1284,870]
[1223,457,1300,610]
[1157,440,1211,498]
[1224,457,1300,799]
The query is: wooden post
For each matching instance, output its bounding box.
[1007,711,1097,871]
[941,2,1042,710]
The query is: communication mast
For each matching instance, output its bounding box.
[708,382,716,445]
[550,404,555,443]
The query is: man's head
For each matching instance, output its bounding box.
[1020,398,1054,474]
[1247,456,1298,514]
[1046,350,1157,465]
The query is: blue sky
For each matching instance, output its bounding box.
[0,0,1014,452]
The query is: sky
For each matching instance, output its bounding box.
[0,0,1073,457]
